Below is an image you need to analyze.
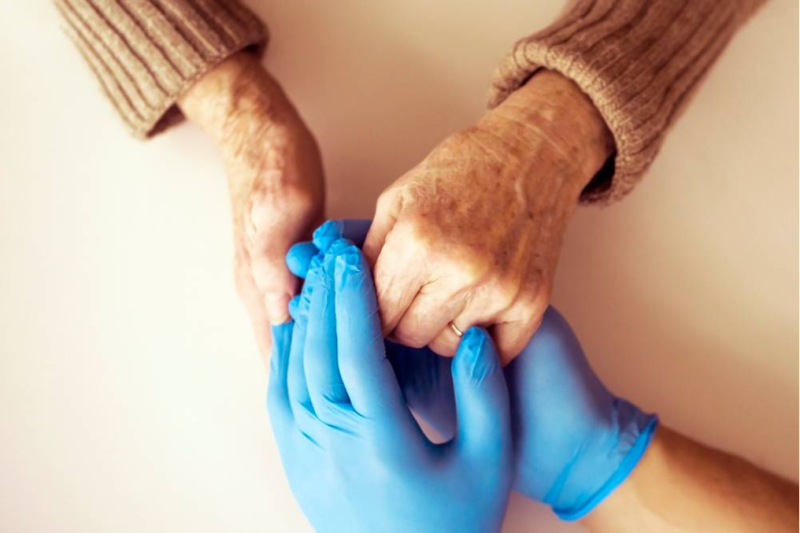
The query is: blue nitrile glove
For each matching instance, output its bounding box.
[287,219,457,438]
[285,220,658,521]
[268,238,513,533]
[504,307,658,520]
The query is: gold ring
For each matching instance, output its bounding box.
[449,321,464,338]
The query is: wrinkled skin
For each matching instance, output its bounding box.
[179,52,324,359]
[362,71,614,363]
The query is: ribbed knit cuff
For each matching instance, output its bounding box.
[488,0,765,205]
[54,0,268,138]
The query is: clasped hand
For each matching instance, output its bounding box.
[268,237,514,533]
[268,220,657,532]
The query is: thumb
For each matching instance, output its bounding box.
[362,189,401,268]
[252,252,298,324]
[451,327,512,460]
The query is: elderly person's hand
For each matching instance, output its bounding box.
[363,71,613,363]
[179,52,324,357]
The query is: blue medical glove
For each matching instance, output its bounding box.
[505,307,658,520]
[285,220,658,521]
[268,239,514,533]
[286,219,457,438]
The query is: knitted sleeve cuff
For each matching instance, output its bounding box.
[54,0,268,138]
[488,0,765,205]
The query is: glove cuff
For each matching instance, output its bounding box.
[554,411,659,521]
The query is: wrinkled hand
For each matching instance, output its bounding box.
[179,52,324,358]
[269,238,513,533]
[363,71,613,363]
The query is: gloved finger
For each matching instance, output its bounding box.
[286,241,317,278]
[288,294,302,321]
[362,190,401,269]
[304,254,350,422]
[287,219,375,279]
[451,327,512,462]
[267,322,295,432]
[313,219,373,253]
[390,283,465,349]
[286,258,322,439]
[331,241,408,421]
[387,341,457,441]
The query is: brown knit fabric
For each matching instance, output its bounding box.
[489,0,767,204]
[53,0,267,138]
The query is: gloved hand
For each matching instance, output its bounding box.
[286,220,658,521]
[287,219,457,439]
[505,307,658,520]
[268,238,513,533]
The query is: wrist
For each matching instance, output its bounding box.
[178,51,297,160]
[482,70,614,194]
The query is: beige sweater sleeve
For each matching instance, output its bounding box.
[54,0,267,138]
[489,0,766,204]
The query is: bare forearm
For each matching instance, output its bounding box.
[584,426,798,532]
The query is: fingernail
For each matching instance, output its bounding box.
[265,293,291,324]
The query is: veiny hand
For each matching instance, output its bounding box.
[363,71,614,363]
[269,238,513,533]
[179,52,324,358]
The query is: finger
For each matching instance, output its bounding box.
[362,189,401,268]
[286,258,321,437]
[234,245,273,365]
[427,306,488,357]
[391,284,465,349]
[303,254,350,421]
[313,219,373,253]
[451,327,511,461]
[288,294,302,321]
[492,297,548,365]
[427,325,462,358]
[286,241,317,279]
[428,301,506,357]
[266,322,295,432]
[332,242,408,421]
[386,341,457,441]
[371,225,428,335]
[251,253,297,324]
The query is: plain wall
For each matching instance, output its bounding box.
[0,1,796,532]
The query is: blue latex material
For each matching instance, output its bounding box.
[285,219,658,521]
[268,236,513,533]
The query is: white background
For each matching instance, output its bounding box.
[1,1,797,531]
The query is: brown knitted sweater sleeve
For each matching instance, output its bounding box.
[489,0,767,204]
[53,0,267,138]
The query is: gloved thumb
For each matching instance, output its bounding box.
[451,327,511,461]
